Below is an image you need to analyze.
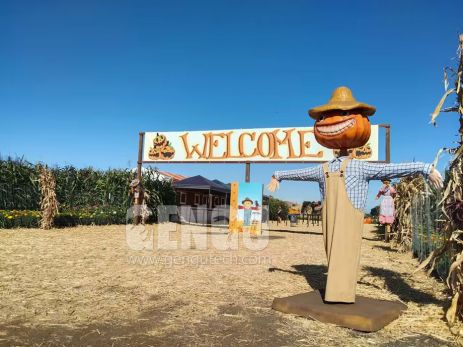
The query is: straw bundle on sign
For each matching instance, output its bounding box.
[38,165,58,229]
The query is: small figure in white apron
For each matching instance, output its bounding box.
[267,86,443,303]
[376,180,396,224]
[375,180,396,241]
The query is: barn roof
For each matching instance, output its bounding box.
[158,170,188,182]
[173,175,230,193]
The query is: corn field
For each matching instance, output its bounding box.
[0,156,176,225]
[0,157,40,210]
[53,166,134,210]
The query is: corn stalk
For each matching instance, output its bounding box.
[391,175,428,250]
[0,156,40,210]
[417,34,463,332]
[38,165,59,229]
[440,35,463,330]
[1,157,177,225]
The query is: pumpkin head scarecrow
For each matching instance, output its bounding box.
[267,86,443,303]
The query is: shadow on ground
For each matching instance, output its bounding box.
[373,244,400,253]
[269,264,327,290]
[268,229,322,236]
[362,266,446,305]
[269,264,445,305]
[363,225,385,241]
[0,301,300,347]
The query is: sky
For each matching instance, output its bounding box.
[1,0,462,212]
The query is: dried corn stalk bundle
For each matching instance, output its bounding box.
[38,165,58,229]
[418,34,463,332]
[441,35,463,330]
[391,175,427,250]
[440,148,463,328]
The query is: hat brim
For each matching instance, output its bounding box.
[309,102,376,119]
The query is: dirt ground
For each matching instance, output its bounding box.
[0,222,458,346]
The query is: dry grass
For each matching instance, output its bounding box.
[0,222,457,346]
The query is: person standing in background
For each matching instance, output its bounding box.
[376,180,396,241]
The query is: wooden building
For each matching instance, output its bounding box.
[173,175,230,208]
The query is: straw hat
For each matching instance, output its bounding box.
[309,86,376,119]
[242,197,253,204]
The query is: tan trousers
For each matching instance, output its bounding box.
[322,159,364,303]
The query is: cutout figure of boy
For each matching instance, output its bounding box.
[239,197,257,226]
[267,86,443,304]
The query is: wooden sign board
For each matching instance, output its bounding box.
[140,126,381,163]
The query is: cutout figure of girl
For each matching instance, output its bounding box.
[375,180,396,224]
[375,180,396,241]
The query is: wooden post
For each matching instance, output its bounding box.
[385,125,391,163]
[137,132,144,180]
[377,124,391,163]
[385,224,390,242]
[229,182,239,232]
[245,162,251,182]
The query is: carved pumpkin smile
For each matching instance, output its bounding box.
[314,113,371,150]
[315,116,357,137]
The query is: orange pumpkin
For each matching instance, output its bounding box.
[160,143,175,159]
[314,110,371,150]
[149,146,161,159]
[153,133,167,147]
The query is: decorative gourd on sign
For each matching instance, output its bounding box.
[142,126,379,163]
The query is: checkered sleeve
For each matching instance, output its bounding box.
[361,161,433,181]
[273,165,322,182]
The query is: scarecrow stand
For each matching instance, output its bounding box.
[269,86,416,332]
[272,290,406,332]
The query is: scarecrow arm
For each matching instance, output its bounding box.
[273,166,322,182]
[362,162,433,181]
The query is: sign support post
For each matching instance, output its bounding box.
[137,132,144,180]
[245,162,251,182]
[382,124,391,163]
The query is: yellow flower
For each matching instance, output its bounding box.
[7,216,13,219]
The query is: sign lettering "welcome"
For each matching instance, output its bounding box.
[142,126,379,163]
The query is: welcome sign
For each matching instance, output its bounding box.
[142,126,379,163]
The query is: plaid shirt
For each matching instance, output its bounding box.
[274,157,433,210]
